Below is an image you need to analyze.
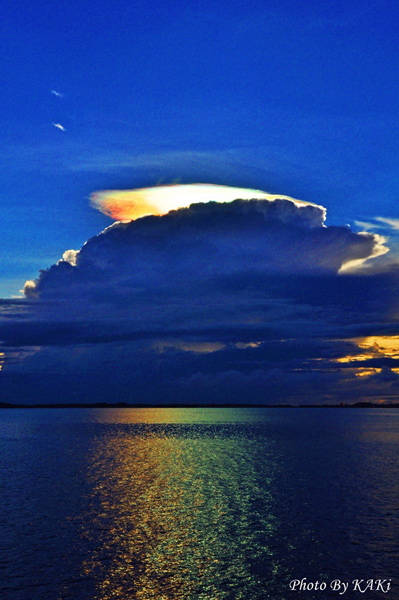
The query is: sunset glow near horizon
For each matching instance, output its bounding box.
[90,183,320,222]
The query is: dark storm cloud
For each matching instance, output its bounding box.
[1,197,398,404]
[14,197,393,345]
[5,197,390,348]
[25,198,386,301]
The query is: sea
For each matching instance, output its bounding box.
[0,408,398,599]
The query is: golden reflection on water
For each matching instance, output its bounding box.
[89,407,267,424]
[81,421,278,599]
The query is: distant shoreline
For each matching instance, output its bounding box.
[1,402,399,409]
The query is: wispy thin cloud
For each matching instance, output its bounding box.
[355,217,399,233]
[52,122,66,132]
[51,90,63,98]
[354,220,378,231]
[374,217,399,231]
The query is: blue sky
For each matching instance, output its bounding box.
[1,0,398,297]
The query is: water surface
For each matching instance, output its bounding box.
[0,408,398,599]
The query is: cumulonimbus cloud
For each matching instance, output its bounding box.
[1,185,396,405]
[25,191,388,301]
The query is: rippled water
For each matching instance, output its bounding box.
[0,408,398,599]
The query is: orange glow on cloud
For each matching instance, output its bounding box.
[355,368,381,377]
[336,336,399,366]
[90,183,319,222]
[360,336,399,358]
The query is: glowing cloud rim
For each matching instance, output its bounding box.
[90,183,325,222]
